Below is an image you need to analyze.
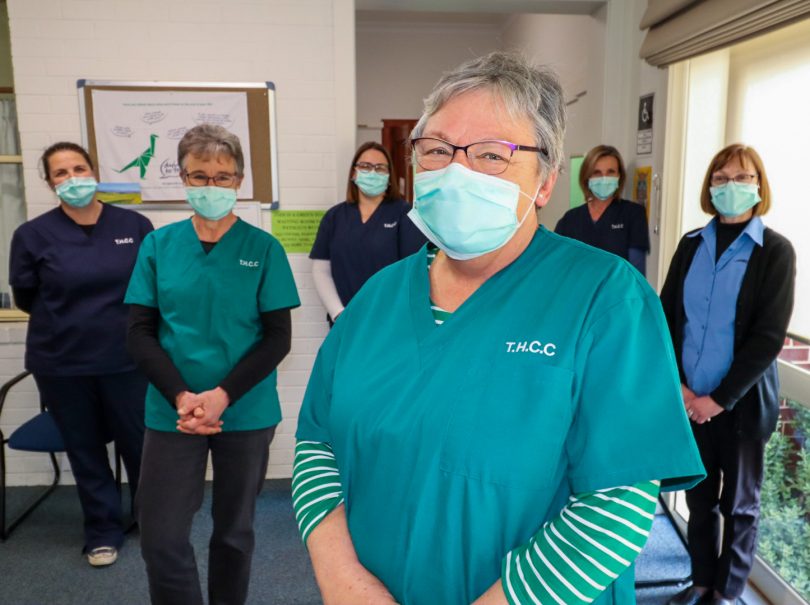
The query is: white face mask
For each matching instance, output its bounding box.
[408,163,539,260]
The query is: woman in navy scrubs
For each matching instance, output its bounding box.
[310,142,426,322]
[9,142,153,566]
[661,144,795,605]
[555,144,649,275]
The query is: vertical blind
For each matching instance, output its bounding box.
[640,0,810,66]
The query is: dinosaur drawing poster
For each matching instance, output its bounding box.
[91,90,254,201]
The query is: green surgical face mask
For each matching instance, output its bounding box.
[55,177,98,208]
[185,186,237,220]
[354,171,389,197]
[709,182,760,217]
[588,176,619,200]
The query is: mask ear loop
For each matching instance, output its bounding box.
[516,181,543,227]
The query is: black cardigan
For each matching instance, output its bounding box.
[659,224,796,439]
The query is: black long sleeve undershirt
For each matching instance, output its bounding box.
[127,304,292,408]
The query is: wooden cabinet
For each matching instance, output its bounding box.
[381,119,418,202]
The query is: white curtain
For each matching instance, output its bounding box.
[0,97,26,308]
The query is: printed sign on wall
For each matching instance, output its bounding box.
[270,210,326,253]
[637,94,654,155]
[91,90,253,201]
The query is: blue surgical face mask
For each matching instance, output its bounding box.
[710,182,761,217]
[408,163,539,261]
[55,177,98,208]
[185,186,237,221]
[354,171,389,197]
[588,176,619,200]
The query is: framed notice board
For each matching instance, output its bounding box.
[78,80,279,207]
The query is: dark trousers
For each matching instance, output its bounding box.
[137,426,275,605]
[686,411,766,598]
[33,370,147,551]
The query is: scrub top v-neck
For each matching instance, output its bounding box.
[125,218,300,432]
[297,227,704,605]
[309,199,426,306]
[10,204,153,375]
[555,198,649,260]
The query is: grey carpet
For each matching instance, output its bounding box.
[0,480,321,605]
[635,512,693,604]
[1,483,694,604]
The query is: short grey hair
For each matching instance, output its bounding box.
[411,51,567,177]
[177,124,245,176]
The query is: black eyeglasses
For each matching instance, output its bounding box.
[355,162,389,175]
[411,137,547,175]
[183,171,239,187]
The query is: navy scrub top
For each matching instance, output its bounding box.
[10,204,153,376]
[309,198,426,306]
[555,198,649,261]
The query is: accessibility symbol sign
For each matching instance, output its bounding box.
[637,94,654,155]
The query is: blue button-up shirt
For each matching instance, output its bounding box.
[682,217,764,397]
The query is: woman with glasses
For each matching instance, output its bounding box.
[309,141,425,324]
[9,141,152,566]
[661,144,795,605]
[555,145,650,276]
[292,52,704,605]
[125,124,300,605]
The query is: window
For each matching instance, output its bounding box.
[663,18,810,605]
[0,1,26,321]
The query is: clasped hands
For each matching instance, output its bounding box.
[175,388,230,435]
[681,384,723,424]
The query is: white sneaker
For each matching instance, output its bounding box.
[87,546,118,567]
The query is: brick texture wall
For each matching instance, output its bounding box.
[778,336,810,372]
[1,0,354,485]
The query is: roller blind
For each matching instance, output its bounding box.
[640,0,810,67]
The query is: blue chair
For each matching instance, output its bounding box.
[0,371,122,540]
[0,371,63,540]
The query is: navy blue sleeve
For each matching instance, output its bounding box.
[397,202,427,258]
[139,213,155,238]
[628,247,646,277]
[309,206,335,260]
[555,210,572,236]
[11,287,36,313]
[628,202,650,251]
[9,226,39,289]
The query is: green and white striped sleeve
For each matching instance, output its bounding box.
[502,480,660,605]
[291,440,344,545]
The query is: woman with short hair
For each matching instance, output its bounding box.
[126,124,299,605]
[293,52,704,605]
[661,144,795,605]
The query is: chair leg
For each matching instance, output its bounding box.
[1,449,61,541]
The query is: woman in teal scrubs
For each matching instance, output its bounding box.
[293,53,705,605]
[125,124,299,605]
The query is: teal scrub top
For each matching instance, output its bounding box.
[126,218,300,432]
[296,227,704,605]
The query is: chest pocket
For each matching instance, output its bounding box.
[439,359,575,490]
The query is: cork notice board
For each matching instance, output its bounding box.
[78,80,279,207]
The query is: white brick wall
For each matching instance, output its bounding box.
[2,0,355,485]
